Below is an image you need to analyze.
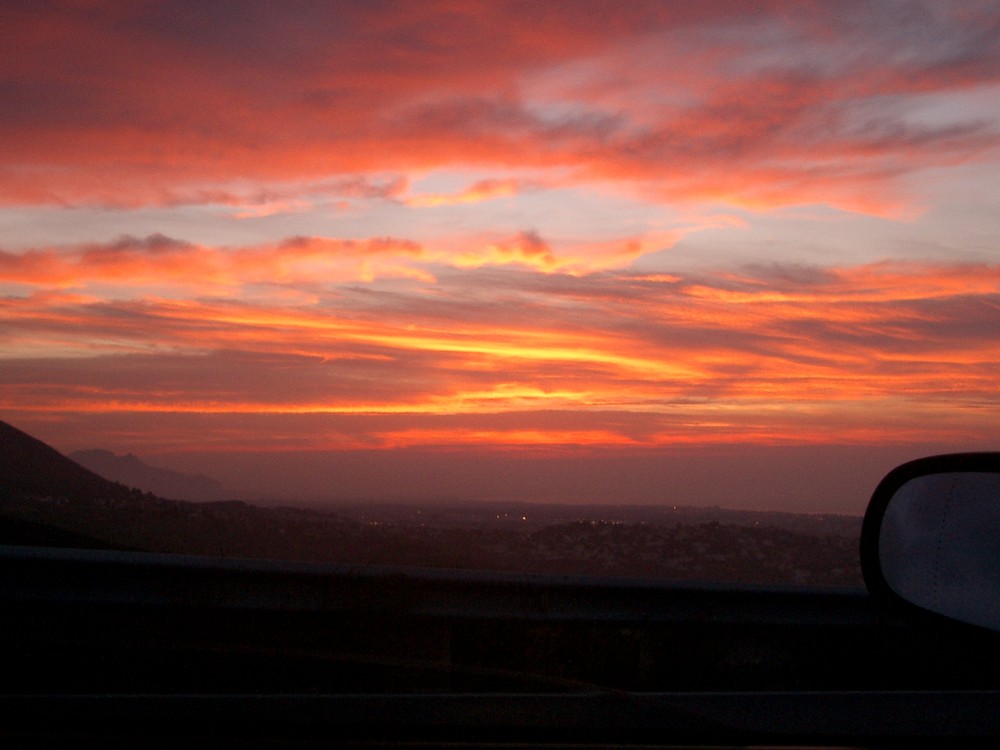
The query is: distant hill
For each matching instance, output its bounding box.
[0,419,863,585]
[0,420,135,502]
[70,449,224,501]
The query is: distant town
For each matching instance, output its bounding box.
[1,420,864,587]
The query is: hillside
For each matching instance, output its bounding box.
[0,419,863,586]
[0,420,135,502]
[70,449,224,501]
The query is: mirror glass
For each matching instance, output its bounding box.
[879,471,1000,631]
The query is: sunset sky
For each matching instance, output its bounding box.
[2,1,999,512]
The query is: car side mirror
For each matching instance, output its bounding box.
[861,453,1000,631]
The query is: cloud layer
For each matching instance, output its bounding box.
[4,233,998,453]
[2,2,999,214]
[3,2,1000,507]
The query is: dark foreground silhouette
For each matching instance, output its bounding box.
[0,419,861,585]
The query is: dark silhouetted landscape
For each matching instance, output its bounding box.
[70,448,225,501]
[1,420,862,586]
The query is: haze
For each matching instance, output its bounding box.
[2,2,999,514]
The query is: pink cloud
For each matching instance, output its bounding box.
[1,2,997,214]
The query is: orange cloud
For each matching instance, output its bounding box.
[450,230,562,272]
[3,259,999,455]
[1,227,691,291]
[0,235,430,290]
[405,178,537,207]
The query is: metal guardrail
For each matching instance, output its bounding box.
[0,543,873,624]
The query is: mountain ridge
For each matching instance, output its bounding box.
[0,419,863,585]
[0,419,135,501]
[70,448,224,501]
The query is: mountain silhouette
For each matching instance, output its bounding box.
[70,449,224,501]
[0,419,135,502]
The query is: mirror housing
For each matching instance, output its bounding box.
[861,453,1000,631]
